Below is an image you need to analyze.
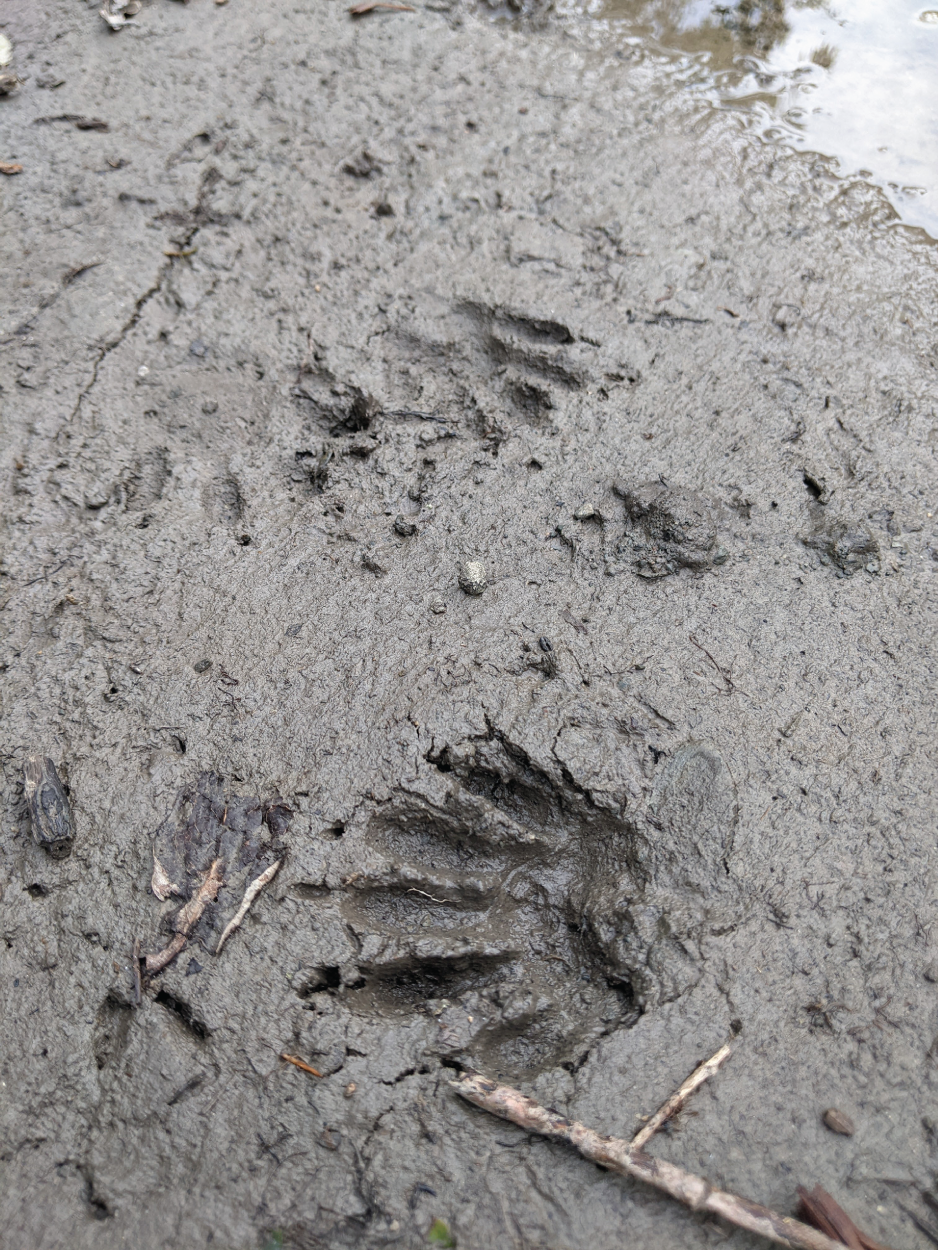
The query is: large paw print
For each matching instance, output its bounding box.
[332,732,739,1076]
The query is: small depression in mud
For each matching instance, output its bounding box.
[560,0,938,238]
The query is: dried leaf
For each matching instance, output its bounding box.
[151,854,181,902]
[796,1186,894,1250]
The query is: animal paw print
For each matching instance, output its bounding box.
[334,733,739,1075]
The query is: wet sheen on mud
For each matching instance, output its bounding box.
[558,0,938,238]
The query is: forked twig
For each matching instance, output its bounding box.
[451,1067,846,1250]
[631,1042,732,1150]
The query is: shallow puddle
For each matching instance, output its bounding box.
[566,0,938,239]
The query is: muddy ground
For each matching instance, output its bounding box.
[2,2,938,1247]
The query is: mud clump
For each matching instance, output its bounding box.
[802,518,879,575]
[610,482,725,578]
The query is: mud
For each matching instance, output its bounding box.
[2,2,938,1248]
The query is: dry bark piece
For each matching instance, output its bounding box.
[822,1108,856,1137]
[452,1071,848,1250]
[215,858,282,954]
[349,1,415,13]
[0,162,23,175]
[23,756,74,858]
[146,859,223,973]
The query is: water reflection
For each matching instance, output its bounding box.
[609,0,794,63]
[576,0,938,238]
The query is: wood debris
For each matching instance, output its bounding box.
[23,756,73,857]
[280,1052,323,1078]
[631,1041,732,1150]
[0,161,22,175]
[215,858,281,955]
[797,1186,893,1250]
[349,1,415,13]
[146,859,223,973]
[151,854,181,901]
[450,1046,889,1250]
[35,114,110,132]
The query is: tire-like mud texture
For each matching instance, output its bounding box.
[2,2,938,1248]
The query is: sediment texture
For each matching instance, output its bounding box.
[1,2,937,1247]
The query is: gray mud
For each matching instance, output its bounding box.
[2,3,938,1248]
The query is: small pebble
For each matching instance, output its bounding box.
[712,545,729,565]
[822,1107,855,1136]
[193,658,212,673]
[924,962,938,983]
[344,1081,357,1098]
[429,595,446,614]
[394,514,417,537]
[458,559,486,596]
[573,503,595,520]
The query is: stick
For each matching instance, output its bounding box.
[349,1,414,12]
[132,936,142,1006]
[451,1073,844,1250]
[215,859,281,955]
[146,859,223,972]
[631,1043,732,1150]
[280,1052,324,1078]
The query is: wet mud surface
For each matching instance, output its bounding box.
[2,2,938,1247]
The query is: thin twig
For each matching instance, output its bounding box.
[451,1072,844,1250]
[215,859,281,955]
[631,1043,732,1150]
[406,887,449,903]
[349,0,414,12]
[689,633,734,693]
[280,1052,324,1078]
[146,859,223,973]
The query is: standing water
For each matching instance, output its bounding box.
[562,0,938,239]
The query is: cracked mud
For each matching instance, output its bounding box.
[2,2,938,1248]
